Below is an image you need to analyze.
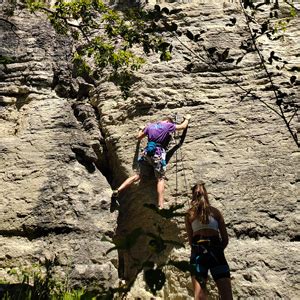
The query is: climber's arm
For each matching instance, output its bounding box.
[175,114,191,131]
[137,126,146,140]
[185,214,193,246]
[215,208,229,249]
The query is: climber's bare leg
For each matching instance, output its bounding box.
[157,178,165,209]
[116,174,140,193]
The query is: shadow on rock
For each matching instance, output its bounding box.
[112,175,184,286]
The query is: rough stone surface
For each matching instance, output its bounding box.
[92,0,299,298]
[0,10,118,290]
[0,0,299,299]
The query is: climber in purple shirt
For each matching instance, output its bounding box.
[112,114,191,209]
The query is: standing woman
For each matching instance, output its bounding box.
[185,182,233,300]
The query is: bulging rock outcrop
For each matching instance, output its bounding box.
[0,0,299,299]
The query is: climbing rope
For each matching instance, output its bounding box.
[178,143,189,198]
[173,113,190,207]
[174,113,179,204]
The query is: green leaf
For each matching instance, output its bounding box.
[160,51,172,61]
[290,7,297,18]
[0,55,15,64]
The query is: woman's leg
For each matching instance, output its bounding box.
[192,276,207,300]
[116,174,140,193]
[215,277,233,300]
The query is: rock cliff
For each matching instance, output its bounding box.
[0,0,299,299]
[0,8,118,291]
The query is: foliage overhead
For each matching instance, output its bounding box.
[24,0,176,98]
[1,1,298,144]
[23,0,299,146]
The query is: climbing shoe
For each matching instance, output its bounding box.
[110,190,120,213]
[112,190,119,197]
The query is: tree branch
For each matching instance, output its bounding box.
[240,0,299,147]
[173,33,282,118]
[284,0,300,12]
[0,17,19,37]
[288,109,298,125]
[38,6,92,41]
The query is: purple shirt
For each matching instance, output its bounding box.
[144,121,176,149]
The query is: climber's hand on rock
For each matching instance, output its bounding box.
[184,114,191,121]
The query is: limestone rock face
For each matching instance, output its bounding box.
[91,0,299,299]
[0,1,299,299]
[0,10,118,289]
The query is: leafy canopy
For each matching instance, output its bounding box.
[25,0,174,97]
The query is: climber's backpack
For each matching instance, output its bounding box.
[145,141,157,156]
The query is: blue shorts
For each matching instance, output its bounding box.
[190,236,230,282]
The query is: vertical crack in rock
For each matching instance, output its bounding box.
[73,97,186,284]
[70,100,177,284]
[72,101,113,182]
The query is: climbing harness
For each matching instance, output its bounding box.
[192,237,222,263]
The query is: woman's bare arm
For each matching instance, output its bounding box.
[137,125,146,140]
[175,114,191,131]
[218,211,229,249]
[137,130,146,140]
[185,214,193,246]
